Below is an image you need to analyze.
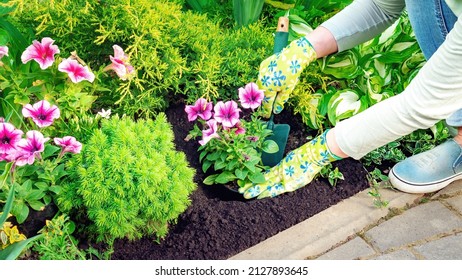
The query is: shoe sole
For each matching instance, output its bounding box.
[389,168,462,194]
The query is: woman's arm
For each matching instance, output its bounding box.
[307,0,405,58]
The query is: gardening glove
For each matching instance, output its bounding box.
[239,130,341,199]
[257,36,317,118]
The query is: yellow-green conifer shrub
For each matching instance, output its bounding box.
[7,0,272,117]
[56,113,196,244]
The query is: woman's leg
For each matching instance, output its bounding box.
[327,0,462,193]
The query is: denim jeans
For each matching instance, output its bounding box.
[406,0,461,127]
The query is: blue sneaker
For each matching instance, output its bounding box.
[389,139,462,193]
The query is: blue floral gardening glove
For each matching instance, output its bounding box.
[239,130,341,199]
[257,36,317,118]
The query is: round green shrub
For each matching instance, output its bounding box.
[56,113,196,244]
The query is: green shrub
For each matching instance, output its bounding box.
[56,113,196,244]
[8,0,273,117]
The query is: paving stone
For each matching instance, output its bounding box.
[372,250,417,260]
[230,189,421,260]
[316,237,375,260]
[414,234,462,259]
[445,195,462,215]
[364,201,462,252]
[433,181,462,198]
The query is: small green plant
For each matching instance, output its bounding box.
[366,168,390,208]
[185,82,279,187]
[32,214,87,260]
[56,114,196,244]
[319,164,344,187]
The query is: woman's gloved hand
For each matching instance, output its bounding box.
[239,130,341,199]
[257,36,317,118]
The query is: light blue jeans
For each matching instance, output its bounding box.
[406,0,461,126]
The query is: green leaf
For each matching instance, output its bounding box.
[206,152,221,161]
[320,49,361,79]
[215,171,237,184]
[261,140,279,154]
[203,174,218,185]
[43,145,61,159]
[0,184,14,226]
[202,160,213,173]
[28,200,45,211]
[248,172,265,184]
[25,189,45,201]
[11,201,29,224]
[34,182,49,191]
[235,169,249,180]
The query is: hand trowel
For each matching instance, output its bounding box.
[261,16,291,167]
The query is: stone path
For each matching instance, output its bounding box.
[230,181,462,260]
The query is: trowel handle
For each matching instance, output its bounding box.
[273,17,289,53]
[268,17,289,123]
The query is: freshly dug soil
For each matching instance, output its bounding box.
[107,101,370,260]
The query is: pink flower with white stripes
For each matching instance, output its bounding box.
[58,58,95,83]
[21,37,60,69]
[54,136,82,154]
[22,100,60,128]
[13,130,49,166]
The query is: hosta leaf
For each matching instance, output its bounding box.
[327,89,367,125]
[320,49,361,79]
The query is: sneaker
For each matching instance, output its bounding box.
[389,139,462,193]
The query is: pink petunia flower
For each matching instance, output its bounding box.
[199,119,220,146]
[224,120,246,135]
[21,37,60,69]
[213,100,240,128]
[0,46,9,59]
[58,58,95,83]
[238,82,264,110]
[13,130,49,166]
[22,100,60,128]
[0,122,23,155]
[106,45,135,80]
[185,98,213,122]
[54,136,82,154]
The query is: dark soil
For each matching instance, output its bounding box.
[17,100,371,260]
[106,101,370,260]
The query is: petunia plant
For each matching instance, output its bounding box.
[0,100,82,224]
[0,31,134,128]
[185,82,279,187]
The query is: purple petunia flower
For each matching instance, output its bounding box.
[185,98,213,122]
[0,122,23,155]
[13,130,49,166]
[213,100,240,128]
[21,37,60,69]
[22,100,60,128]
[199,119,220,146]
[54,136,82,154]
[238,82,264,110]
[58,58,95,83]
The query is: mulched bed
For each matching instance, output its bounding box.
[106,101,370,260]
